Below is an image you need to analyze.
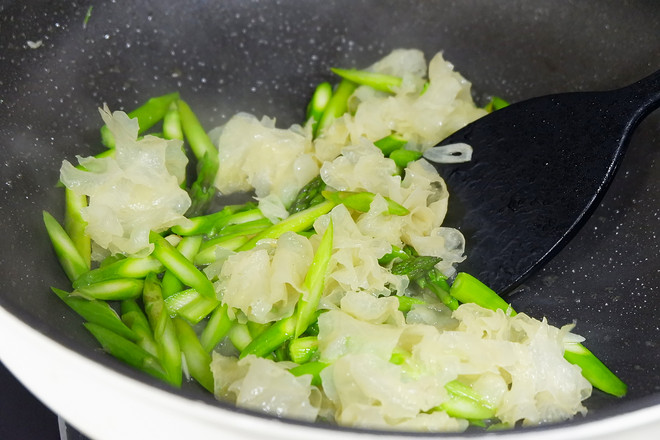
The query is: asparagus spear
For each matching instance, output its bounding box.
[162,101,184,140]
[374,133,408,156]
[237,200,336,251]
[330,67,402,93]
[64,188,91,268]
[121,299,159,356]
[142,272,182,387]
[306,82,333,137]
[200,303,233,352]
[72,256,163,288]
[43,211,89,282]
[84,322,168,382]
[173,317,214,392]
[289,361,328,386]
[321,190,409,216]
[51,287,136,341]
[288,176,327,214]
[315,79,357,136]
[73,278,145,301]
[178,99,220,216]
[294,219,333,337]
[149,231,216,299]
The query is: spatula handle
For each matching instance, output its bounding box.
[620,68,660,123]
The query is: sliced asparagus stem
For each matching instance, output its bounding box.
[173,317,214,392]
[64,188,91,268]
[43,211,89,282]
[162,235,202,299]
[149,231,216,299]
[121,299,159,357]
[389,148,423,170]
[330,67,402,93]
[237,200,337,251]
[228,323,253,352]
[440,380,496,420]
[321,190,409,216]
[178,99,220,216]
[240,316,296,359]
[306,82,333,137]
[294,219,333,337]
[72,256,163,288]
[289,361,328,386]
[51,287,136,341]
[73,278,145,301]
[288,336,318,364]
[315,79,357,136]
[101,92,180,148]
[142,272,182,387]
[200,303,233,352]
[374,133,408,156]
[162,101,184,140]
[289,176,327,214]
[84,322,168,382]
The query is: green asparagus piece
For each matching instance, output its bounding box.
[73,278,144,301]
[449,272,514,315]
[162,235,202,299]
[294,219,333,337]
[228,323,253,352]
[315,79,358,136]
[374,133,408,156]
[440,380,496,420]
[121,299,159,357]
[389,148,423,170]
[396,295,426,313]
[306,82,333,136]
[193,234,253,266]
[143,272,182,387]
[417,269,459,311]
[149,231,216,299]
[178,99,220,216]
[321,190,409,216]
[237,200,337,251]
[289,176,327,214]
[100,92,180,148]
[173,317,214,392]
[200,303,233,352]
[72,256,163,288]
[378,245,415,266]
[64,188,91,268]
[330,67,402,93]
[289,361,328,386]
[43,211,89,282]
[564,342,627,397]
[391,255,442,281]
[51,287,136,341]
[162,101,184,140]
[288,336,319,364]
[170,289,220,324]
[84,322,168,382]
[484,96,510,113]
[240,316,296,359]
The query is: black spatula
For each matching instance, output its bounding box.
[431,69,660,295]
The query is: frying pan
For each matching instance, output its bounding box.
[0,0,659,438]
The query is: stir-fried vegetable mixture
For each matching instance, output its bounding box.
[45,49,626,432]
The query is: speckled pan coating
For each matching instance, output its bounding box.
[0,0,658,434]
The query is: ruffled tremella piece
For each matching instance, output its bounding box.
[211,353,321,422]
[59,106,190,259]
[215,232,313,324]
[211,112,318,210]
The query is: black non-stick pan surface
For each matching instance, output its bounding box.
[1,0,659,436]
